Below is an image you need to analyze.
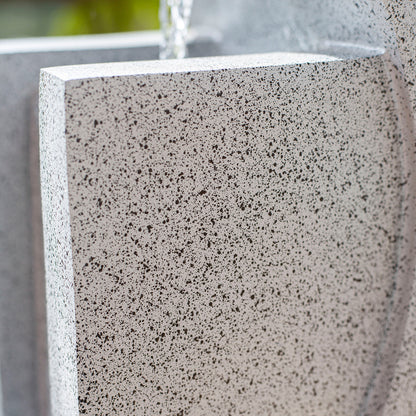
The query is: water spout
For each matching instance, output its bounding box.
[159,0,194,59]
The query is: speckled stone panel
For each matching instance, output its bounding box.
[382,1,416,120]
[191,0,394,57]
[39,71,78,416]
[379,3,416,415]
[40,51,416,415]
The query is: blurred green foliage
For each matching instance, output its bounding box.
[0,0,159,39]
[0,2,61,38]
[50,0,160,35]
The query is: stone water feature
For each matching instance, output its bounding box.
[1,0,415,415]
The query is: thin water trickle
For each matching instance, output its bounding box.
[159,0,194,59]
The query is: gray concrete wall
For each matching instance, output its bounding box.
[0,371,3,416]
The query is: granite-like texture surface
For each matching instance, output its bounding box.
[379,3,416,415]
[0,30,218,416]
[192,0,394,56]
[382,1,416,119]
[39,72,78,416]
[40,50,415,415]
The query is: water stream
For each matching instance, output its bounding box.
[159,0,194,59]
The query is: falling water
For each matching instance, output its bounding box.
[159,0,194,59]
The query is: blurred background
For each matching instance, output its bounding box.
[0,0,159,38]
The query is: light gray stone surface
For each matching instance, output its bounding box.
[0,30,217,416]
[379,2,416,415]
[40,49,415,415]
[39,71,77,416]
[381,1,416,119]
[0,372,3,416]
[192,0,395,57]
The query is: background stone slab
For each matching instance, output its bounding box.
[380,2,416,414]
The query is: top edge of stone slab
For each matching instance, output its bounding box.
[0,30,161,55]
[41,52,346,83]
